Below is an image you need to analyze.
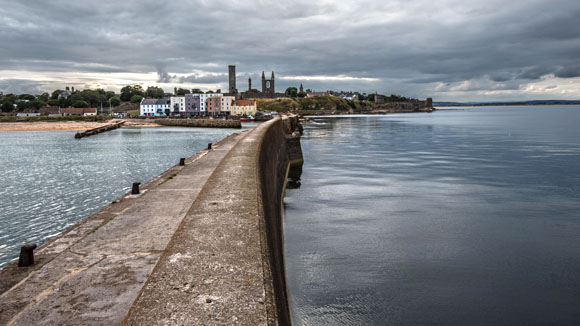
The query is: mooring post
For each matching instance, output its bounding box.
[208,143,212,150]
[132,182,141,195]
[179,158,186,166]
[18,243,37,267]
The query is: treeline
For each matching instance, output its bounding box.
[0,89,122,112]
[0,85,227,113]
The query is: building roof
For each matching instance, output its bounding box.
[141,98,157,105]
[235,100,255,106]
[155,98,170,105]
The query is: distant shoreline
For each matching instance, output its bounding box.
[434,103,580,107]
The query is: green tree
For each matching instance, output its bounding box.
[2,101,14,112]
[191,88,203,94]
[175,88,190,96]
[120,85,144,101]
[30,99,46,110]
[130,95,143,103]
[80,90,104,107]
[206,90,214,94]
[146,86,165,98]
[38,93,50,102]
[18,94,35,101]
[51,89,63,99]
[66,93,83,107]
[16,101,31,111]
[72,100,89,108]
[297,91,307,98]
[108,96,121,107]
[285,87,298,98]
[58,96,67,108]
[47,99,59,106]
[4,93,17,103]
[104,91,116,101]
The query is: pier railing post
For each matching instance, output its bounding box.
[18,243,37,267]
[132,182,141,195]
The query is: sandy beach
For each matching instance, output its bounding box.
[0,119,159,132]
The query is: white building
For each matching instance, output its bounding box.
[170,96,186,115]
[140,98,171,116]
[155,98,170,115]
[220,96,235,115]
[140,98,157,116]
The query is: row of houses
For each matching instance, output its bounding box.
[140,94,257,117]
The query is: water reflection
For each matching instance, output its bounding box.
[284,106,580,325]
[0,127,237,268]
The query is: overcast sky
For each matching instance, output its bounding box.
[1,0,579,101]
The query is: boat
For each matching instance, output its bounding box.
[240,116,255,122]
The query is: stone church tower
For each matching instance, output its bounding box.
[261,71,275,96]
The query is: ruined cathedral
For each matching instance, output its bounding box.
[227,65,285,99]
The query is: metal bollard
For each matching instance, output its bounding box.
[207,143,212,150]
[179,158,185,166]
[18,243,37,267]
[132,182,141,195]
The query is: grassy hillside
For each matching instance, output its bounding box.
[259,96,366,113]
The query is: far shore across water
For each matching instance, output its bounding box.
[0,119,157,132]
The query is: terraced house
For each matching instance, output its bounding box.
[232,99,257,116]
[139,98,170,117]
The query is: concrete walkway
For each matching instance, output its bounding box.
[123,120,277,325]
[0,130,248,326]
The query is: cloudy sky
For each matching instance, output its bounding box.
[1,0,579,101]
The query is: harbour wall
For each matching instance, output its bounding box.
[0,115,302,325]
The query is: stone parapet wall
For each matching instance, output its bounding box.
[255,115,303,325]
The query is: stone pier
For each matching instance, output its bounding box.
[0,115,302,326]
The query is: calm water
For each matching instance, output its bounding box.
[284,106,580,325]
[0,126,240,268]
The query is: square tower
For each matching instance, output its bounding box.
[228,65,237,94]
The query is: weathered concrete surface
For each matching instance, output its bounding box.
[0,131,247,325]
[1,115,302,326]
[123,116,301,325]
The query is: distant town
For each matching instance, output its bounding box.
[0,65,434,120]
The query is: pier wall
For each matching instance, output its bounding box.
[123,115,302,325]
[257,116,303,325]
[1,115,302,325]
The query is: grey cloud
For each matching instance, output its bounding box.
[0,0,579,101]
[0,79,47,94]
[156,69,226,84]
[516,66,554,80]
[555,64,580,78]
